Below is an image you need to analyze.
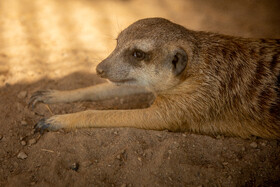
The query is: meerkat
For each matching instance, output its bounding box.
[29,17,280,139]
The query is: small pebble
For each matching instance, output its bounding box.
[222,162,229,166]
[28,138,36,146]
[241,147,246,151]
[17,151,28,159]
[17,91,27,99]
[137,157,142,162]
[21,140,27,146]
[30,182,36,185]
[120,184,127,187]
[0,135,3,140]
[70,163,79,171]
[81,161,92,167]
[116,154,121,160]
[21,120,28,126]
[260,141,267,146]
[250,142,258,148]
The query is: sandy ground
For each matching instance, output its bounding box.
[0,0,280,186]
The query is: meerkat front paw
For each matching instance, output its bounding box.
[35,115,66,133]
[29,90,59,108]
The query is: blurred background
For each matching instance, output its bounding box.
[0,0,279,85]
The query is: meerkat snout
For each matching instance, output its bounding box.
[96,63,107,78]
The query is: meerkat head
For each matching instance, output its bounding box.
[96,18,195,92]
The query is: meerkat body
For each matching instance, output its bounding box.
[30,18,280,139]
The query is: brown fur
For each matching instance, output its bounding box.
[29,18,280,139]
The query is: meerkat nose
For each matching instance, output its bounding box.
[96,65,107,78]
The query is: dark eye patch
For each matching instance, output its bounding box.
[122,48,152,68]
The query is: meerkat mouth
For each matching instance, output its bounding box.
[109,78,136,85]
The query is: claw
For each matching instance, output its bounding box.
[28,97,37,109]
[34,117,61,134]
[28,90,52,109]
[35,118,50,134]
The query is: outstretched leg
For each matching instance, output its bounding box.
[29,82,153,107]
[35,105,169,132]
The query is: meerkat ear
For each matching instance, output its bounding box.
[171,48,188,76]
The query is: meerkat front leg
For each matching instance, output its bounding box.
[35,105,169,133]
[29,82,152,108]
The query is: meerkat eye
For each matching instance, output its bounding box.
[172,55,179,68]
[132,50,145,60]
